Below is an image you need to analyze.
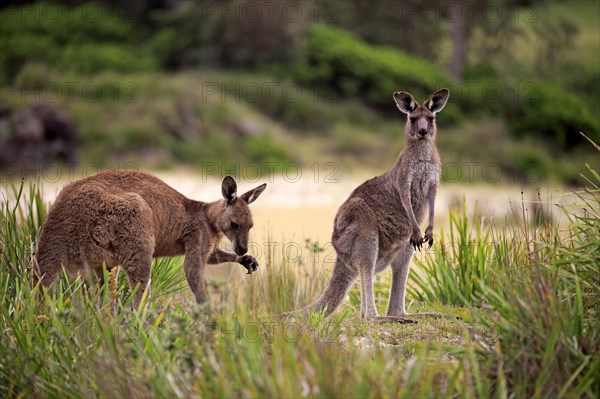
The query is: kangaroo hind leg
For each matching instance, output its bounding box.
[302,257,358,318]
[386,242,414,317]
[102,192,155,308]
[385,242,460,321]
[336,228,379,320]
[354,235,379,320]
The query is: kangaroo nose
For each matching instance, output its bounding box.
[418,129,427,137]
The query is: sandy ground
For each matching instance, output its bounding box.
[7,168,575,248]
[157,171,573,245]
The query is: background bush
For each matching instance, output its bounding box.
[292,25,450,109]
[506,83,600,149]
[147,0,310,70]
[1,0,597,183]
[0,2,156,81]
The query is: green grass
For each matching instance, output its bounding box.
[409,155,600,396]
[1,148,599,397]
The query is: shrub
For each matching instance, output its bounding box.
[59,44,156,74]
[147,0,310,70]
[450,63,504,116]
[507,83,600,149]
[292,25,451,111]
[13,62,53,90]
[0,33,58,82]
[243,135,293,165]
[0,2,156,79]
[220,75,383,134]
[464,63,500,81]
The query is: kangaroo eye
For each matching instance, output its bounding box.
[428,116,434,123]
[410,117,417,123]
[231,222,239,230]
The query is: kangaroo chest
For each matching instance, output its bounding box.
[409,160,439,201]
[378,159,439,252]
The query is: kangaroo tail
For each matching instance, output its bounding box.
[292,257,357,318]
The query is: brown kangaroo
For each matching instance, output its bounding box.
[34,170,266,307]
[295,89,449,321]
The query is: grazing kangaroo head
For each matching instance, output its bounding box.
[393,89,449,142]
[218,176,267,256]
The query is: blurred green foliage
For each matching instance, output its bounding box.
[1,0,598,183]
[507,83,600,149]
[244,135,293,165]
[0,2,156,81]
[146,0,309,70]
[59,44,156,74]
[292,24,450,109]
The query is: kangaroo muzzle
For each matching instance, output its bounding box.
[235,245,248,256]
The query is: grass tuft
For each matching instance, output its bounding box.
[1,148,599,396]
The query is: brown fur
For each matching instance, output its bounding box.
[296,89,449,321]
[34,170,266,307]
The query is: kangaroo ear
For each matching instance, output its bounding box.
[393,92,416,114]
[221,176,237,205]
[424,89,449,114]
[240,183,267,205]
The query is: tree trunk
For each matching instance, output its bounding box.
[449,0,466,82]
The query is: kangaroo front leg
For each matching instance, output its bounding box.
[184,257,207,304]
[399,177,423,251]
[424,184,437,248]
[183,244,210,304]
[207,249,259,274]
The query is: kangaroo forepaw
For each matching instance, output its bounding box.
[410,232,423,251]
[239,255,259,274]
[424,229,434,249]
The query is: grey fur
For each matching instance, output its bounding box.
[34,170,266,307]
[298,89,449,320]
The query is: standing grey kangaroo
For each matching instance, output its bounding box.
[296,89,449,321]
[34,170,266,307]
